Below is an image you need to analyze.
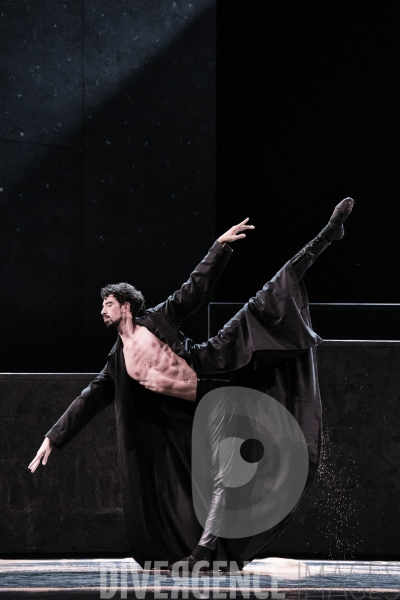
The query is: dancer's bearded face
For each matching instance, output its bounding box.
[101,295,123,329]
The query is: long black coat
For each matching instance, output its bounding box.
[46,240,322,567]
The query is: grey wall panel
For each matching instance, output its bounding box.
[0,1,216,372]
[83,0,215,161]
[0,0,83,147]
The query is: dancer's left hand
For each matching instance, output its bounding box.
[28,437,53,473]
[218,218,255,245]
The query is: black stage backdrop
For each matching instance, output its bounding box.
[216,2,400,309]
[0,0,216,372]
[1,3,400,372]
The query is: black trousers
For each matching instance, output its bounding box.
[194,378,232,551]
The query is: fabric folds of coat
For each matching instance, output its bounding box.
[45,240,322,567]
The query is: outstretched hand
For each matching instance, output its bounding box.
[28,437,53,473]
[218,218,255,245]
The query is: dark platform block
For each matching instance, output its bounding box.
[2,340,400,558]
[0,374,125,555]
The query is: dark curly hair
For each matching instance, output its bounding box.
[100,283,145,317]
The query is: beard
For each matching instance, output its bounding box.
[104,316,122,329]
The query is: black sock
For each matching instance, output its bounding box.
[291,233,331,282]
[319,220,342,243]
[191,544,213,562]
[168,545,212,571]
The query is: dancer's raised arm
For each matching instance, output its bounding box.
[151,218,254,324]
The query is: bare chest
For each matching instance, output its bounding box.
[121,325,197,400]
[123,328,167,374]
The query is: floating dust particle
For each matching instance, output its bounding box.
[312,427,361,559]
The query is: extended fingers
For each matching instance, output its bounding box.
[235,224,254,233]
[28,450,47,471]
[237,217,255,225]
[28,456,38,469]
[233,218,249,230]
[28,458,40,472]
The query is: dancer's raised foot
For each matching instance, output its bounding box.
[290,197,355,280]
[324,197,355,241]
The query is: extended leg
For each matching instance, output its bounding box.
[291,197,355,282]
[168,379,228,572]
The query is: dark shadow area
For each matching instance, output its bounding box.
[216,3,400,309]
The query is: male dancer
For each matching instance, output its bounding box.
[29,198,354,569]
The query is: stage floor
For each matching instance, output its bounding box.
[1,557,399,599]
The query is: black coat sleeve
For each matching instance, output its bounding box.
[149,240,233,323]
[45,364,115,449]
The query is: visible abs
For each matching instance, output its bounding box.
[123,327,197,401]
